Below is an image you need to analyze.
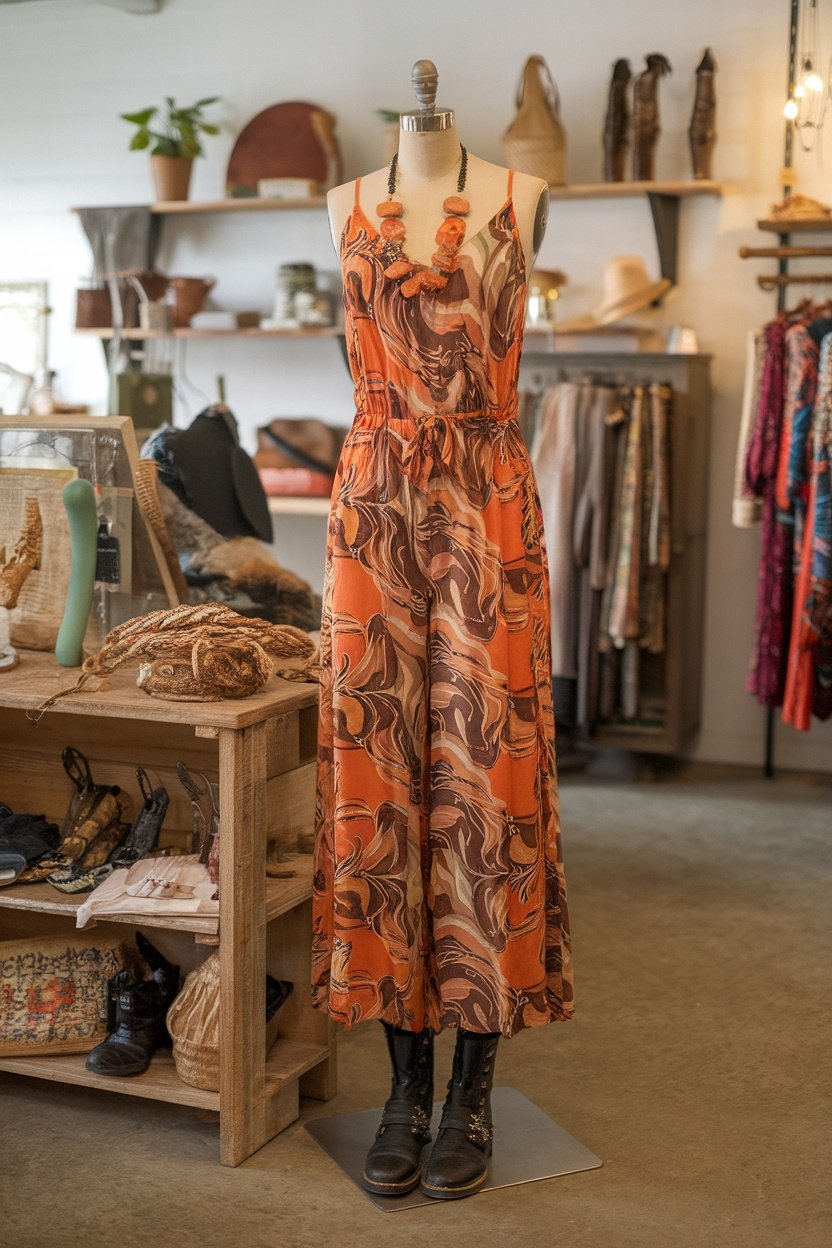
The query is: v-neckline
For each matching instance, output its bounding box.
[349,197,522,269]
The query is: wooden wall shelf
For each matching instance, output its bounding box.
[71,181,718,217]
[757,216,832,233]
[77,326,342,340]
[150,196,328,215]
[550,180,721,201]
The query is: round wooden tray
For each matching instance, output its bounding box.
[226,101,342,197]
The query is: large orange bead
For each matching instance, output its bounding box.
[380,218,405,242]
[432,249,457,272]
[384,259,417,279]
[377,200,403,218]
[420,270,447,292]
[443,195,470,216]
[400,274,422,297]
[435,216,466,248]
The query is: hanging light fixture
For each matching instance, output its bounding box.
[783,0,832,148]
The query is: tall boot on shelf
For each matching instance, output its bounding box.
[421,1028,500,1201]
[361,1022,434,1196]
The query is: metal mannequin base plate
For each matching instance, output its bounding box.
[305,1086,602,1211]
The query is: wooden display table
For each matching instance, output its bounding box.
[0,652,335,1166]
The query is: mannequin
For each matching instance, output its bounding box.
[313,61,573,1203]
[327,67,548,280]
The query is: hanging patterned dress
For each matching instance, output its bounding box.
[311,171,573,1038]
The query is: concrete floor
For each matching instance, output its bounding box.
[2,763,830,1248]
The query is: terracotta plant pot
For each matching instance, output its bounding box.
[151,155,194,202]
[167,276,216,327]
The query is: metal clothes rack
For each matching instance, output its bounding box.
[737,0,832,776]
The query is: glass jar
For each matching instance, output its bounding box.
[273,263,317,326]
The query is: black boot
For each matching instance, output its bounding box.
[420,1028,500,1200]
[85,935,179,1077]
[361,1022,434,1196]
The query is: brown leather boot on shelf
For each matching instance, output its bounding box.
[361,1022,434,1196]
[420,1028,500,1200]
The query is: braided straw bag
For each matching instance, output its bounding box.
[502,55,567,187]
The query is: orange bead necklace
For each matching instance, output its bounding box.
[376,145,470,298]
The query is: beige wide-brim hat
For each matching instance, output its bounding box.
[553,255,672,334]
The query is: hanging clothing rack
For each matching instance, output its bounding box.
[734,0,832,775]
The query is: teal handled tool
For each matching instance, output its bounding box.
[55,478,98,667]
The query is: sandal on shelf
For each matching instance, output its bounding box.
[110,766,169,867]
[48,863,116,895]
[176,762,219,879]
[21,748,129,884]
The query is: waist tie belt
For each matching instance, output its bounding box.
[356,404,519,493]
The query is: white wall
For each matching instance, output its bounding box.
[1,0,831,771]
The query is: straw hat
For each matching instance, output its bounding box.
[554,255,672,333]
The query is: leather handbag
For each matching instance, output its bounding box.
[503,55,567,187]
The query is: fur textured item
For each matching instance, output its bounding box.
[79,603,319,701]
[156,481,322,631]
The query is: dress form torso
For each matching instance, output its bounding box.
[327,123,548,278]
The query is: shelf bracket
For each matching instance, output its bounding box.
[647,192,681,287]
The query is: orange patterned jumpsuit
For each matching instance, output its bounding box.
[312,170,573,1038]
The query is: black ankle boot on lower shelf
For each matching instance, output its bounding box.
[420,1027,500,1200]
[361,1022,434,1196]
[85,934,179,1077]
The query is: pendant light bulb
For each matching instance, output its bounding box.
[795,82,807,98]
[784,97,799,120]
[805,71,824,92]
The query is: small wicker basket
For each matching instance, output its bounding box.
[167,951,221,1090]
[167,952,287,1092]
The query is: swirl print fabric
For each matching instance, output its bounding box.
[312,171,574,1037]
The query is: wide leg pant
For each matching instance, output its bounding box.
[311,408,573,1037]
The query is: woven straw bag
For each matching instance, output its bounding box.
[503,55,567,187]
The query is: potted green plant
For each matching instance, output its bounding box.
[121,96,220,202]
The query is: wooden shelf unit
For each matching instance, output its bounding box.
[0,654,335,1167]
[0,1040,328,1112]
[72,179,720,343]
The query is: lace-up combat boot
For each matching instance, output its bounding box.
[361,1022,434,1196]
[420,1027,500,1200]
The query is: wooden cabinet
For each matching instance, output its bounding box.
[0,654,335,1166]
